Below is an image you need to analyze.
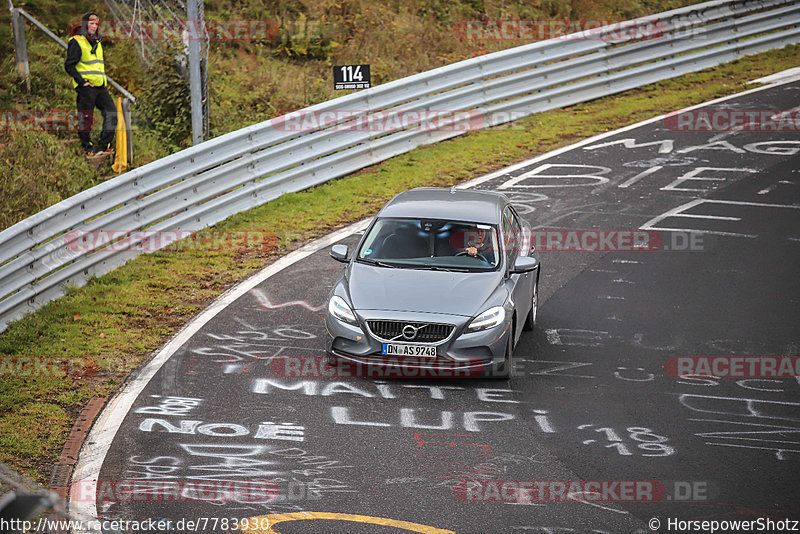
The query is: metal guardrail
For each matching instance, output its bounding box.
[0,463,65,534]
[1,0,799,332]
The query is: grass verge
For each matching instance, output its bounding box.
[1,44,798,482]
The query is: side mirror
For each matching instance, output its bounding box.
[330,244,350,263]
[510,255,538,274]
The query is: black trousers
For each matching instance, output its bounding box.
[75,85,117,151]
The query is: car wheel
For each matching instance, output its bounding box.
[507,331,517,378]
[497,328,515,379]
[523,277,538,331]
[489,328,515,380]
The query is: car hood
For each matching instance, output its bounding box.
[347,262,504,317]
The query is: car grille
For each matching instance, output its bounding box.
[367,320,454,343]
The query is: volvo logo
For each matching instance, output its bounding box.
[402,324,420,340]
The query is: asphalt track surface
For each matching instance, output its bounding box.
[77,80,800,533]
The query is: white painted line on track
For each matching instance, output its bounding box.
[618,166,663,188]
[770,105,800,122]
[671,213,741,221]
[70,73,800,526]
[70,219,369,524]
[750,67,800,85]
[698,200,800,209]
[641,199,800,238]
[640,198,704,228]
[759,185,777,195]
[649,227,757,238]
[463,76,800,190]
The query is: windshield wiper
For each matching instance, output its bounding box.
[414,265,470,272]
[357,257,397,268]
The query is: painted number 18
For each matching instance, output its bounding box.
[580,425,676,457]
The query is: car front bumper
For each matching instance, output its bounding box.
[325,309,511,378]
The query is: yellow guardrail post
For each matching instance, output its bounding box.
[123,98,133,165]
[112,97,128,173]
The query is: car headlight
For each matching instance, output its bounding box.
[467,306,506,333]
[328,295,358,325]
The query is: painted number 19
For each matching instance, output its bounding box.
[581,425,676,457]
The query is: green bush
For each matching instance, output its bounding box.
[138,51,192,149]
[271,15,338,60]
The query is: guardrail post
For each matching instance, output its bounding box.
[187,0,205,145]
[122,98,133,164]
[9,6,31,92]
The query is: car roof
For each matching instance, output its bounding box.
[377,188,509,224]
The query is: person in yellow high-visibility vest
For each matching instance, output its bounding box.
[64,12,117,156]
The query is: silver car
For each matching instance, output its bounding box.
[325,188,540,378]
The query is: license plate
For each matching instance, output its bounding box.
[382,343,437,357]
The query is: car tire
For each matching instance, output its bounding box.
[506,332,516,379]
[496,328,515,379]
[489,328,515,380]
[523,276,539,331]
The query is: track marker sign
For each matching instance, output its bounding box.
[334,64,371,90]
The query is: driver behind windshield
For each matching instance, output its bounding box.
[450,226,496,264]
[464,228,486,257]
[358,219,498,268]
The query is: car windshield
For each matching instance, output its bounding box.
[357,218,501,271]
